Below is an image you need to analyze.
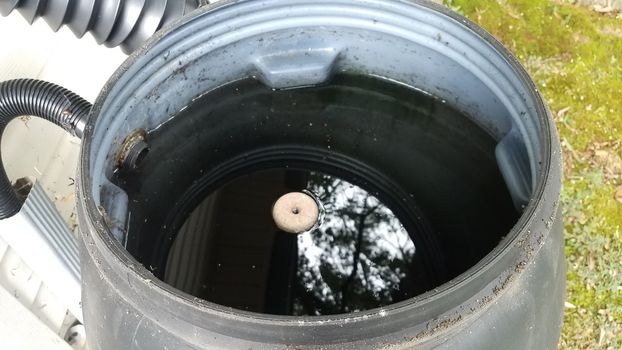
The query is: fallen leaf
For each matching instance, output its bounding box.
[564,301,577,309]
[593,5,618,13]
[585,142,622,181]
[615,185,622,204]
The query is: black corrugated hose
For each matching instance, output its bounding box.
[0,79,91,219]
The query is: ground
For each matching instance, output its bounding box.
[443,0,622,348]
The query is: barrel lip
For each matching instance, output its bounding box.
[79,0,562,345]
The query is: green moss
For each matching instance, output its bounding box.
[446,0,622,348]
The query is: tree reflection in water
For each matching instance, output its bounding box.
[292,172,416,315]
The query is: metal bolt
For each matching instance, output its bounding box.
[115,129,150,171]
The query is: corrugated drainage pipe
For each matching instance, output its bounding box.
[0,0,200,53]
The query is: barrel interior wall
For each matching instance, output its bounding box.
[91,2,545,217]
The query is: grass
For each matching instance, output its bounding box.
[444,0,622,348]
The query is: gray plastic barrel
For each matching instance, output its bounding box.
[76,0,564,349]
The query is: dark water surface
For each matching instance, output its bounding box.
[115,74,518,316]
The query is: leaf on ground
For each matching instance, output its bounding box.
[593,5,620,14]
[615,185,622,204]
[565,301,577,309]
[585,142,622,181]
